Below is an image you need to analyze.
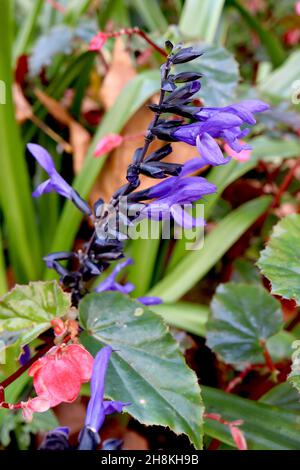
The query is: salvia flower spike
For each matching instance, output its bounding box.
[28,41,268,309]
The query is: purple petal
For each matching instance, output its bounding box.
[196,134,230,166]
[201,112,244,135]
[171,205,205,228]
[103,400,129,415]
[27,143,56,174]
[137,296,162,306]
[180,157,206,175]
[85,346,112,431]
[32,179,52,198]
[238,99,270,114]
[95,259,133,294]
[19,345,31,366]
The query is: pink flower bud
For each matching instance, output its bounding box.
[51,318,66,336]
[94,134,124,157]
[296,1,300,15]
[89,32,107,52]
[224,141,252,162]
[28,344,94,408]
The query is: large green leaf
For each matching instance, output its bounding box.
[258,214,300,305]
[149,196,272,302]
[176,44,239,106]
[179,0,225,43]
[203,385,300,450]
[206,283,283,366]
[79,292,203,449]
[288,340,300,394]
[0,281,70,348]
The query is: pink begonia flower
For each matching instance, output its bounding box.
[21,397,51,422]
[224,141,252,162]
[94,134,124,157]
[229,422,248,451]
[284,29,300,46]
[28,344,94,409]
[295,1,300,15]
[89,32,107,51]
[205,413,247,450]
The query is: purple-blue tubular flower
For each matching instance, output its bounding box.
[78,346,128,450]
[27,143,92,215]
[171,99,269,160]
[137,296,162,306]
[19,345,31,366]
[95,258,134,294]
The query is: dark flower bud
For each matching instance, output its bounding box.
[165,40,173,54]
[149,102,201,119]
[151,124,178,141]
[164,81,201,103]
[171,47,202,64]
[161,79,176,92]
[132,147,143,165]
[173,71,203,83]
[145,144,172,162]
[71,190,92,216]
[43,251,75,269]
[126,163,140,185]
[84,259,102,275]
[78,426,100,451]
[61,271,82,288]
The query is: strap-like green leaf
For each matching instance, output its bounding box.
[203,385,300,450]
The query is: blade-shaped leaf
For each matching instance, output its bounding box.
[79,291,203,449]
[151,302,209,337]
[258,214,300,305]
[206,283,283,366]
[179,0,225,43]
[203,385,300,450]
[0,281,71,348]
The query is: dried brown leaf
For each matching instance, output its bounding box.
[69,121,91,174]
[34,88,91,171]
[99,37,136,110]
[13,83,33,123]
[34,88,73,126]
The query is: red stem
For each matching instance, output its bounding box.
[0,342,51,391]
[260,340,277,373]
[105,27,167,57]
[225,365,253,393]
[272,157,300,209]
